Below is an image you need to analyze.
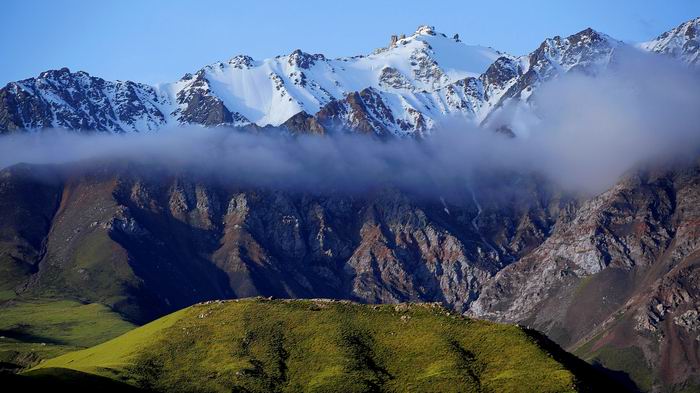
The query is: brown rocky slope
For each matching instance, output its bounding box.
[2,158,699,391]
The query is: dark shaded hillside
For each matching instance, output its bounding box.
[1,368,144,393]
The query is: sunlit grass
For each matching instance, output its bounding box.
[35,298,581,392]
[0,297,136,368]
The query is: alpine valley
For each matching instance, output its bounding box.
[1,16,700,393]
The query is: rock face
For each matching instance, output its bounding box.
[468,161,700,392]
[173,70,250,127]
[0,162,564,323]
[2,18,697,136]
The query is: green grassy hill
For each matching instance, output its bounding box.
[30,298,621,392]
[0,298,136,370]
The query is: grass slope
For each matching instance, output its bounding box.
[34,298,616,392]
[0,298,136,370]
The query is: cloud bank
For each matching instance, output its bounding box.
[0,49,698,195]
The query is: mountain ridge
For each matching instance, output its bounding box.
[1,18,697,136]
[640,17,700,66]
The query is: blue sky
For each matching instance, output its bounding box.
[1,0,698,86]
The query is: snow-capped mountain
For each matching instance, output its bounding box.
[314,27,623,136]
[0,18,698,136]
[640,16,699,67]
[170,25,501,129]
[0,68,168,132]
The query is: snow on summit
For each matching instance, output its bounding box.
[639,17,700,67]
[168,25,502,127]
[2,18,698,135]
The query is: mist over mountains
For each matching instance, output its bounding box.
[1,15,700,393]
[1,46,698,196]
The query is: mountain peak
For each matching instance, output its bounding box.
[677,15,700,30]
[640,16,700,66]
[567,27,617,46]
[385,25,457,50]
[287,49,326,69]
[38,67,74,79]
[227,55,255,69]
[534,26,620,58]
[414,25,437,36]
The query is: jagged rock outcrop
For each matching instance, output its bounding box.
[174,70,250,127]
[468,161,700,392]
[280,111,326,135]
[315,88,411,136]
[0,161,566,323]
